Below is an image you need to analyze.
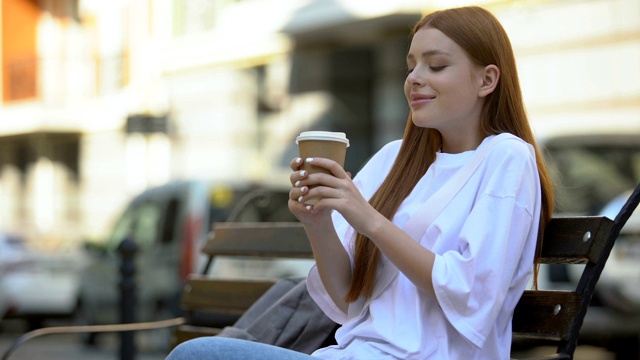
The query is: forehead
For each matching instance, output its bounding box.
[406,27,466,60]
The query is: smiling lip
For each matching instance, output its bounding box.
[409,93,435,107]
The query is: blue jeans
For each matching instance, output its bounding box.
[165,337,322,360]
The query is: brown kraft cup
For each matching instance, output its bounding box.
[296,131,350,174]
[296,131,350,204]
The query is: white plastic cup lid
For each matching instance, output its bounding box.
[296,131,350,147]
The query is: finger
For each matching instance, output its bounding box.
[288,198,309,216]
[289,157,303,171]
[289,183,309,199]
[299,184,336,206]
[289,169,309,187]
[295,186,309,202]
[305,157,347,178]
[304,171,345,190]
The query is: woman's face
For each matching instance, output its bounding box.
[404,27,488,145]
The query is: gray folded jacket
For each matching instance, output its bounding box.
[217,277,338,354]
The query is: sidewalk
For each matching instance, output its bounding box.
[0,319,167,360]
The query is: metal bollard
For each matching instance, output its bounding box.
[117,237,138,360]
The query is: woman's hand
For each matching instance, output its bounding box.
[288,157,333,226]
[289,157,379,236]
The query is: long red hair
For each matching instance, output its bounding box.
[345,6,555,302]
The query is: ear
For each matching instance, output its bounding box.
[478,64,500,98]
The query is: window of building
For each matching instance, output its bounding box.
[2,0,39,102]
[172,0,240,37]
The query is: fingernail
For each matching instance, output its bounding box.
[298,196,304,202]
[306,157,314,163]
[295,158,302,164]
[306,205,312,210]
[301,186,308,193]
[300,170,307,177]
[294,180,300,187]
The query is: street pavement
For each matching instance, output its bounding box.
[0,319,167,360]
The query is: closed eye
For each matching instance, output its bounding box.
[430,66,446,72]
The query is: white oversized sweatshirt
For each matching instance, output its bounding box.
[308,134,541,360]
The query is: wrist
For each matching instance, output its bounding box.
[303,214,334,232]
[359,210,387,239]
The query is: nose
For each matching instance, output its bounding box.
[406,69,423,87]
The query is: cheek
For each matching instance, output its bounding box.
[403,81,410,101]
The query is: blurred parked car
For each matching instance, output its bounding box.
[0,233,22,320]
[76,180,313,345]
[536,133,640,355]
[597,190,640,314]
[0,233,81,329]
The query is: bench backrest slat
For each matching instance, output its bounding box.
[181,277,277,314]
[202,222,312,258]
[513,290,582,340]
[538,216,613,264]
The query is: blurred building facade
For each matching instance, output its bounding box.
[0,0,639,249]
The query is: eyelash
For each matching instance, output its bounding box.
[406,65,446,75]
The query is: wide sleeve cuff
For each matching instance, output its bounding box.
[306,264,348,324]
[432,253,486,348]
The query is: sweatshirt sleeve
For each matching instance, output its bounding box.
[431,142,541,348]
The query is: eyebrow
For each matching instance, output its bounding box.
[406,50,452,61]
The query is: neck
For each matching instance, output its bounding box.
[440,131,484,154]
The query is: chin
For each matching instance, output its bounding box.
[411,117,438,129]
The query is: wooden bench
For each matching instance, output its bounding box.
[168,181,640,358]
[170,182,640,359]
[3,183,640,360]
[169,221,315,348]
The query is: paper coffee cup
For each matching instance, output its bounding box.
[295,131,349,204]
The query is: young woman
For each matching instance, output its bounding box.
[165,5,554,360]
